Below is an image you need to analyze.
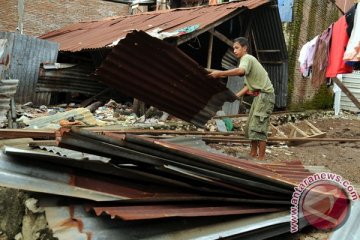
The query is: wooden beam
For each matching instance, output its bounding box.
[333,77,360,110]
[203,137,360,143]
[210,29,233,48]
[87,129,245,136]
[257,50,281,53]
[207,30,214,69]
[0,129,55,139]
[289,123,309,137]
[176,8,246,45]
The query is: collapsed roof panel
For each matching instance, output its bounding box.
[37,63,106,96]
[97,30,238,127]
[39,1,270,52]
[42,200,291,240]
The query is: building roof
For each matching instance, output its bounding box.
[40,0,270,52]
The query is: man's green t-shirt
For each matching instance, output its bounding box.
[239,54,274,93]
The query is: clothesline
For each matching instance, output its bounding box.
[298,3,359,87]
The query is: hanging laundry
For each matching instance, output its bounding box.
[298,36,318,77]
[344,3,360,62]
[311,26,333,87]
[326,16,353,77]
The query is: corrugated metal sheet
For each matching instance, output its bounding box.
[37,63,106,95]
[98,30,238,127]
[251,5,288,108]
[59,128,299,192]
[222,75,243,115]
[25,108,104,129]
[40,198,291,240]
[3,146,200,201]
[39,1,270,52]
[0,32,59,104]
[330,200,360,240]
[0,148,124,201]
[39,146,111,162]
[0,79,19,126]
[264,62,288,108]
[340,72,360,112]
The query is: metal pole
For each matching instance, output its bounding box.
[17,0,25,34]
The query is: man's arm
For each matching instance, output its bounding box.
[208,67,245,78]
[235,85,249,98]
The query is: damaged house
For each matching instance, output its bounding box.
[37,0,288,125]
[0,1,315,240]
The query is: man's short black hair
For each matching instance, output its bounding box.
[233,37,249,47]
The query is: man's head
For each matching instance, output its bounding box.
[233,37,248,58]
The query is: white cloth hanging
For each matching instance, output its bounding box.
[344,5,360,61]
[298,36,318,77]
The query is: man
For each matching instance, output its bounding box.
[209,37,275,160]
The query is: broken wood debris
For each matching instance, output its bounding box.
[202,136,360,143]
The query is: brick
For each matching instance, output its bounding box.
[0,0,129,36]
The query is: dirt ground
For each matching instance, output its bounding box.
[213,112,360,240]
[218,114,360,184]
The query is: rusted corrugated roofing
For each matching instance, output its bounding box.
[42,200,291,240]
[92,204,285,220]
[37,63,106,96]
[58,128,300,194]
[39,1,270,52]
[98,30,237,127]
[2,146,202,201]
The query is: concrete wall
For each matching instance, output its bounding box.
[0,0,129,37]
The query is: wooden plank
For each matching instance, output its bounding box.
[211,29,233,47]
[333,77,360,110]
[304,120,323,134]
[289,123,309,137]
[29,140,57,147]
[207,30,214,69]
[257,50,280,53]
[203,137,360,143]
[270,123,287,138]
[0,129,55,139]
[176,8,246,45]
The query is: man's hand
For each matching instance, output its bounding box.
[208,70,224,78]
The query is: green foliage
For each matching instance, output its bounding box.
[290,84,333,111]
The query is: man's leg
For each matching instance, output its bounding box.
[257,140,267,160]
[250,140,258,157]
